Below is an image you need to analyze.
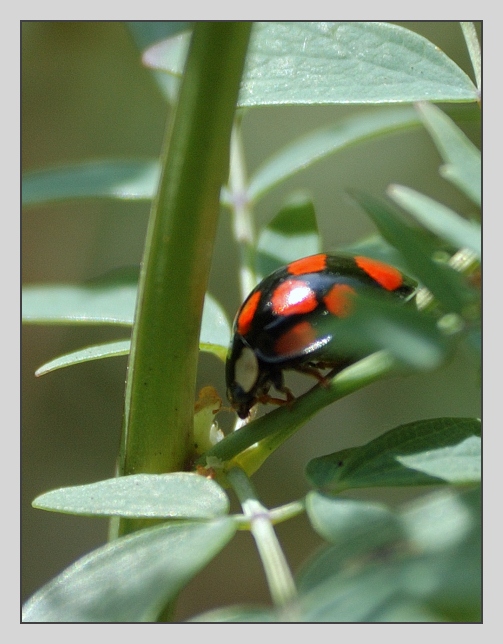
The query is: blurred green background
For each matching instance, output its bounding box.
[22,21,481,620]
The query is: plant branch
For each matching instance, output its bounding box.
[117,22,251,532]
[226,467,298,614]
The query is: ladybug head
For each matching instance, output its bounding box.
[226,335,274,419]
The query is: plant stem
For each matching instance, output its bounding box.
[228,119,258,300]
[199,351,396,472]
[117,22,251,533]
[226,467,299,614]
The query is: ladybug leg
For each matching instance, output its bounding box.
[256,387,295,409]
[257,369,296,409]
[293,363,331,388]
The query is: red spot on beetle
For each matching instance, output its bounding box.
[355,256,403,291]
[271,279,318,316]
[237,291,261,335]
[287,254,327,276]
[274,321,318,357]
[323,283,356,317]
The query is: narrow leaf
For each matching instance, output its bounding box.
[349,190,474,314]
[388,184,481,257]
[306,417,481,491]
[314,291,450,371]
[22,518,236,622]
[22,282,137,326]
[415,102,481,206]
[22,282,230,346]
[337,234,412,271]
[190,606,277,622]
[127,21,191,51]
[22,160,160,207]
[460,23,481,91]
[35,340,130,376]
[248,106,421,203]
[32,472,229,519]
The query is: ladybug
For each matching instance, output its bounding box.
[226,253,416,419]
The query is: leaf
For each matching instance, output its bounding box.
[255,191,321,280]
[305,494,403,546]
[127,21,191,51]
[337,235,414,272]
[22,160,160,207]
[22,281,138,326]
[145,23,478,105]
[22,518,236,622]
[35,340,130,376]
[24,268,231,374]
[305,417,481,492]
[32,472,229,519]
[415,101,481,206]
[460,23,481,92]
[296,487,480,622]
[387,185,481,258]
[349,190,475,314]
[314,290,451,372]
[22,274,230,348]
[190,606,277,622]
[18,109,421,211]
[247,106,421,203]
[198,292,232,357]
[30,302,230,377]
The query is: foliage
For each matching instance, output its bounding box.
[22,21,481,623]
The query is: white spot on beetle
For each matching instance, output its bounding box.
[234,347,259,393]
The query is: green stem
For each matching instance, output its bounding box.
[226,467,298,613]
[199,351,396,473]
[117,22,251,532]
[228,119,257,300]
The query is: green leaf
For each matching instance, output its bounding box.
[28,284,230,375]
[255,191,321,279]
[22,281,137,326]
[242,22,478,105]
[387,185,481,258]
[416,102,481,206]
[296,488,480,622]
[460,23,481,91]
[32,472,229,519]
[127,21,191,51]
[337,236,413,274]
[300,561,418,622]
[22,518,236,622]
[337,235,411,271]
[22,160,160,207]
[19,108,458,213]
[190,606,277,622]
[35,340,131,376]
[22,279,230,344]
[305,494,403,546]
[314,290,450,372]
[198,292,232,357]
[145,23,478,105]
[349,190,474,314]
[247,106,421,203]
[305,417,481,492]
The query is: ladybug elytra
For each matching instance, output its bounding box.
[226,253,416,419]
